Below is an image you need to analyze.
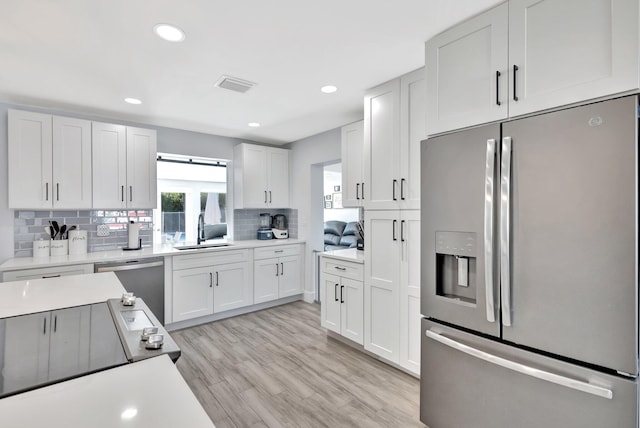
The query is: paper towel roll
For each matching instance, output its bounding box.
[127,221,139,249]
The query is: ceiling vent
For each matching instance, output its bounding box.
[214,75,256,93]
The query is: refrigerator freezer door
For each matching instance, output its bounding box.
[421,124,501,337]
[421,319,638,428]
[502,96,638,375]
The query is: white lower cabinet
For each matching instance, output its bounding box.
[172,266,214,321]
[365,210,420,375]
[172,250,252,322]
[253,245,303,304]
[320,256,364,345]
[213,261,252,313]
[1,264,95,282]
[1,305,91,393]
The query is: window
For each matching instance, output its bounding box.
[153,154,228,244]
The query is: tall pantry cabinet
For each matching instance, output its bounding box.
[361,67,425,376]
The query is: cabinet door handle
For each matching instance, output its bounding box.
[334,283,339,302]
[269,190,272,203]
[340,285,344,303]
[392,179,398,201]
[209,272,213,287]
[280,262,283,276]
[401,220,405,242]
[129,186,133,202]
[56,183,60,201]
[121,185,125,202]
[362,182,365,200]
[276,264,279,276]
[513,65,519,102]
[264,191,267,204]
[45,182,49,201]
[216,271,219,286]
[43,317,47,335]
[54,315,57,333]
[356,183,360,200]
[392,219,397,241]
[496,70,501,106]
[400,178,406,200]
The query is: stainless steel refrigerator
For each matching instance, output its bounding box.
[420,95,639,427]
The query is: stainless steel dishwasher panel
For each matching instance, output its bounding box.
[95,257,165,325]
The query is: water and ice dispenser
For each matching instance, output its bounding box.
[435,231,477,304]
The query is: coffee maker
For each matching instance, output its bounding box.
[257,213,273,240]
[271,214,288,239]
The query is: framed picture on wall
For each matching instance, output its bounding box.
[333,193,342,208]
[325,194,332,201]
[324,201,333,209]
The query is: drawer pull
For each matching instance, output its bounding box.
[274,250,284,253]
[334,266,347,271]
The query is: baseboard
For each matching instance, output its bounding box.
[303,290,316,303]
[326,331,420,379]
[165,294,303,331]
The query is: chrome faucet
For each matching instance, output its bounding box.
[197,213,205,245]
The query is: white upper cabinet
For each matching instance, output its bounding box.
[364,68,426,210]
[364,79,401,210]
[341,120,365,208]
[92,122,126,208]
[426,0,639,135]
[92,122,157,209]
[426,3,509,135]
[508,0,639,116]
[399,69,426,210]
[126,127,157,209]
[8,110,92,209]
[233,143,290,209]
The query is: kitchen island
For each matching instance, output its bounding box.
[0,272,215,428]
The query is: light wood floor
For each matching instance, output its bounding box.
[171,301,424,428]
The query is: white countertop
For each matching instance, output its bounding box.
[0,354,215,428]
[0,238,305,272]
[321,248,365,263]
[0,272,126,318]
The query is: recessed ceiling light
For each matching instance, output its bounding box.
[321,85,337,94]
[248,122,261,128]
[124,98,142,105]
[153,24,185,42]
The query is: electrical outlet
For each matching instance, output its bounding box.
[97,224,110,237]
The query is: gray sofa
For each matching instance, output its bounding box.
[324,221,358,251]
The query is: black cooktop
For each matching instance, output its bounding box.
[0,302,128,399]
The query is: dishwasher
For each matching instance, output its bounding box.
[94,257,165,325]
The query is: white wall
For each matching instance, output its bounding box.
[0,101,257,263]
[287,128,342,302]
[323,166,359,223]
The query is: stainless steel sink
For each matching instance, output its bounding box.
[174,243,231,251]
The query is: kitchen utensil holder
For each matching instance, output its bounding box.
[68,230,87,255]
[50,239,68,256]
[33,240,50,258]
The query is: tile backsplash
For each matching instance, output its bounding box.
[14,210,153,257]
[233,209,298,240]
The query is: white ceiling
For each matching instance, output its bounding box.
[0,0,502,145]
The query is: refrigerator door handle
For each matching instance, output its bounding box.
[500,136,513,326]
[484,139,497,323]
[425,329,613,400]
